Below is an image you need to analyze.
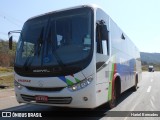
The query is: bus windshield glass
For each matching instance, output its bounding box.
[15,8,93,69]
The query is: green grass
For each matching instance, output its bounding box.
[0,75,14,89]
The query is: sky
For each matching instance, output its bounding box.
[0,0,160,53]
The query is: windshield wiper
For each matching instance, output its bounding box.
[47,26,66,68]
[23,28,44,70]
[37,28,44,56]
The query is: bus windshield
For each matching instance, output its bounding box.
[15,8,93,71]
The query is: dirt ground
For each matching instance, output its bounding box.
[0,88,21,110]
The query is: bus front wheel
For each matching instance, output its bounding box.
[108,89,116,109]
[108,77,121,109]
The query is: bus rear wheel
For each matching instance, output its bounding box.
[132,75,138,91]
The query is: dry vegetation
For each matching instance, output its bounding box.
[0,75,14,89]
[0,40,16,67]
[0,67,13,73]
[0,40,15,89]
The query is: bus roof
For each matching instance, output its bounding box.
[28,4,99,21]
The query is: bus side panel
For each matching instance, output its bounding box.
[95,56,117,107]
[95,8,142,108]
[96,59,112,106]
[109,19,127,93]
[109,18,141,93]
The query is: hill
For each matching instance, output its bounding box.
[140,52,160,71]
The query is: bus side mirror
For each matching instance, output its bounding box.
[8,30,21,50]
[9,36,13,50]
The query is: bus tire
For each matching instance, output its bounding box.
[108,86,116,109]
[132,75,138,91]
[108,77,121,109]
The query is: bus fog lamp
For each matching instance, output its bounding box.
[83,97,88,101]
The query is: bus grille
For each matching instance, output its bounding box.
[25,86,64,92]
[21,94,72,104]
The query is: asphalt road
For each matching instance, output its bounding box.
[0,72,160,120]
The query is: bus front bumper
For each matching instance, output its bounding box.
[14,84,96,109]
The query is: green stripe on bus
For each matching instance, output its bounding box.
[75,78,81,83]
[108,63,114,101]
[66,79,74,86]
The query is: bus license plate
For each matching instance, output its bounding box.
[35,95,48,102]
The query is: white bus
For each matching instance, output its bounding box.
[9,4,141,109]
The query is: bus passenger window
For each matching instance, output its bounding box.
[96,21,109,55]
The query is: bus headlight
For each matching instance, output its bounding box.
[68,76,93,92]
[14,80,23,90]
